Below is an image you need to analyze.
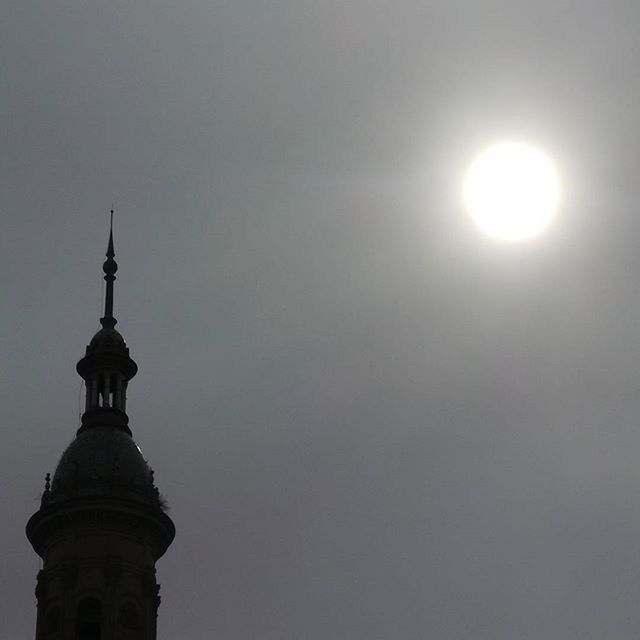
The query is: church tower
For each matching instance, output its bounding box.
[26,221,175,640]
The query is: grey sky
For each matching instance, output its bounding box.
[4,1,640,638]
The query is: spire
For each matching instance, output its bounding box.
[76,210,137,433]
[101,209,117,329]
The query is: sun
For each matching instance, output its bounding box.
[463,141,561,243]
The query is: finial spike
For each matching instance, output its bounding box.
[101,209,118,328]
[106,209,115,258]
[41,472,51,506]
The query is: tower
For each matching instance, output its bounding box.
[26,221,175,640]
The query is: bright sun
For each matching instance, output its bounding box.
[463,141,561,243]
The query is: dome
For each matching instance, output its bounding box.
[49,426,163,508]
[76,325,138,381]
[88,326,126,352]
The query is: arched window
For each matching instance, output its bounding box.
[109,373,118,409]
[76,597,101,640]
[96,374,106,408]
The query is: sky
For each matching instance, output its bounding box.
[3,1,640,638]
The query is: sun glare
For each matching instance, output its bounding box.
[463,141,560,243]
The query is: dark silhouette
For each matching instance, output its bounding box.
[26,218,174,640]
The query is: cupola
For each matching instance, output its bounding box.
[76,214,137,433]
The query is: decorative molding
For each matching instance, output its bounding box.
[27,499,174,561]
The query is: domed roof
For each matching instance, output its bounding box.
[49,426,163,508]
[76,323,137,381]
[88,326,127,351]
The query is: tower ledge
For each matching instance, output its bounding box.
[26,497,175,561]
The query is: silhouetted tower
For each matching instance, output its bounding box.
[27,219,175,640]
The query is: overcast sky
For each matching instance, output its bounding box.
[4,2,640,639]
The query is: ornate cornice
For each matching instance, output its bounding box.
[26,497,175,561]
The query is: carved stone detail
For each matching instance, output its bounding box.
[35,570,48,601]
